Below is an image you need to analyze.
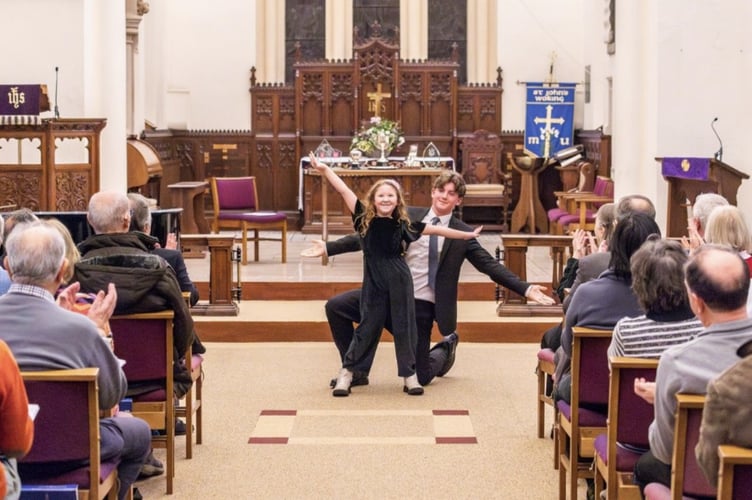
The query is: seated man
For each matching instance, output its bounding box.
[127,192,199,306]
[0,222,151,500]
[633,244,752,493]
[73,190,205,399]
[695,340,752,487]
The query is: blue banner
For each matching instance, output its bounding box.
[525,82,576,158]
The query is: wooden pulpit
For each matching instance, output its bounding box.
[659,157,749,237]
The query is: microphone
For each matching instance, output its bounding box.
[711,117,723,162]
[54,67,60,119]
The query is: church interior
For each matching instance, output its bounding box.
[2,0,752,498]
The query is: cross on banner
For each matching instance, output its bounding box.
[533,105,566,158]
[524,82,576,158]
[367,82,391,117]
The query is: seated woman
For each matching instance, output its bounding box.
[608,237,703,362]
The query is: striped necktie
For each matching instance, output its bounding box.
[428,216,441,289]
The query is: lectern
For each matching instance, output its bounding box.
[659,157,749,237]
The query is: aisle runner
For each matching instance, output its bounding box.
[249,409,477,445]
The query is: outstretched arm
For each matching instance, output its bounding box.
[309,153,358,213]
[424,224,482,240]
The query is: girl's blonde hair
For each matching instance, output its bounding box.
[357,178,411,236]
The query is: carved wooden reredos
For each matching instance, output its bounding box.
[293,21,464,161]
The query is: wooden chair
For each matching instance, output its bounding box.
[175,346,203,459]
[717,444,752,500]
[593,357,659,500]
[643,394,714,500]
[458,129,510,231]
[19,367,119,500]
[557,326,612,500]
[175,291,204,459]
[110,311,176,494]
[210,176,287,265]
[536,347,559,469]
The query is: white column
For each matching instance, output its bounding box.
[326,0,352,60]
[83,0,127,191]
[611,1,662,227]
[256,0,285,83]
[468,0,497,83]
[400,0,427,59]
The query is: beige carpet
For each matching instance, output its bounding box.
[135,341,587,499]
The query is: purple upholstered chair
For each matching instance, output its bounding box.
[593,356,658,499]
[19,367,120,499]
[557,326,612,500]
[718,444,752,500]
[210,176,287,265]
[111,310,176,494]
[537,347,559,469]
[643,394,714,500]
[548,176,614,234]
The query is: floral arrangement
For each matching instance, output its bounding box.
[350,116,405,155]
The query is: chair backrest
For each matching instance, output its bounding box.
[672,394,715,499]
[571,326,612,411]
[609,357,658,451]
[718,444,752,500]
[20,367,116,497]
[460,129,504,185]
[110,310,175,389]
[592,176,614,198]
[211,176,259,212]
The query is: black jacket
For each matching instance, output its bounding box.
[74,232,204,396]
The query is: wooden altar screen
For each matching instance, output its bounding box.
[0,118,106,211]
[249,27,503,225]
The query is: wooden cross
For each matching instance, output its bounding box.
[367,82,391,117]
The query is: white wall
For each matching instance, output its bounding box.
[497,0,585,131]
[142,0,256,131]
[1,0,85,119]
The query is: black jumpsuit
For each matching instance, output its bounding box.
[342,200,425,377]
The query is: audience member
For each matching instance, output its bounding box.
[0,339,34,500]
[128,192,199,306]
[0,222,150,500]
[632,244,752,493]
[0,209,39,265]
[73,190,204,399]
[41,218,80,285]
[313,169,554,389]
[541,203,615,351]
[553,212,660,404]
[0,216,11,294]
[562,194,656,310]
[703,204,752,273]
[608,237,703,360]
[682,192,729,251]
[695,341,752,487]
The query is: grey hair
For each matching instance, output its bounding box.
[5,222,66,285]
[87,191,131,234]
[127,192,151,232]
[692,193,729,230]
